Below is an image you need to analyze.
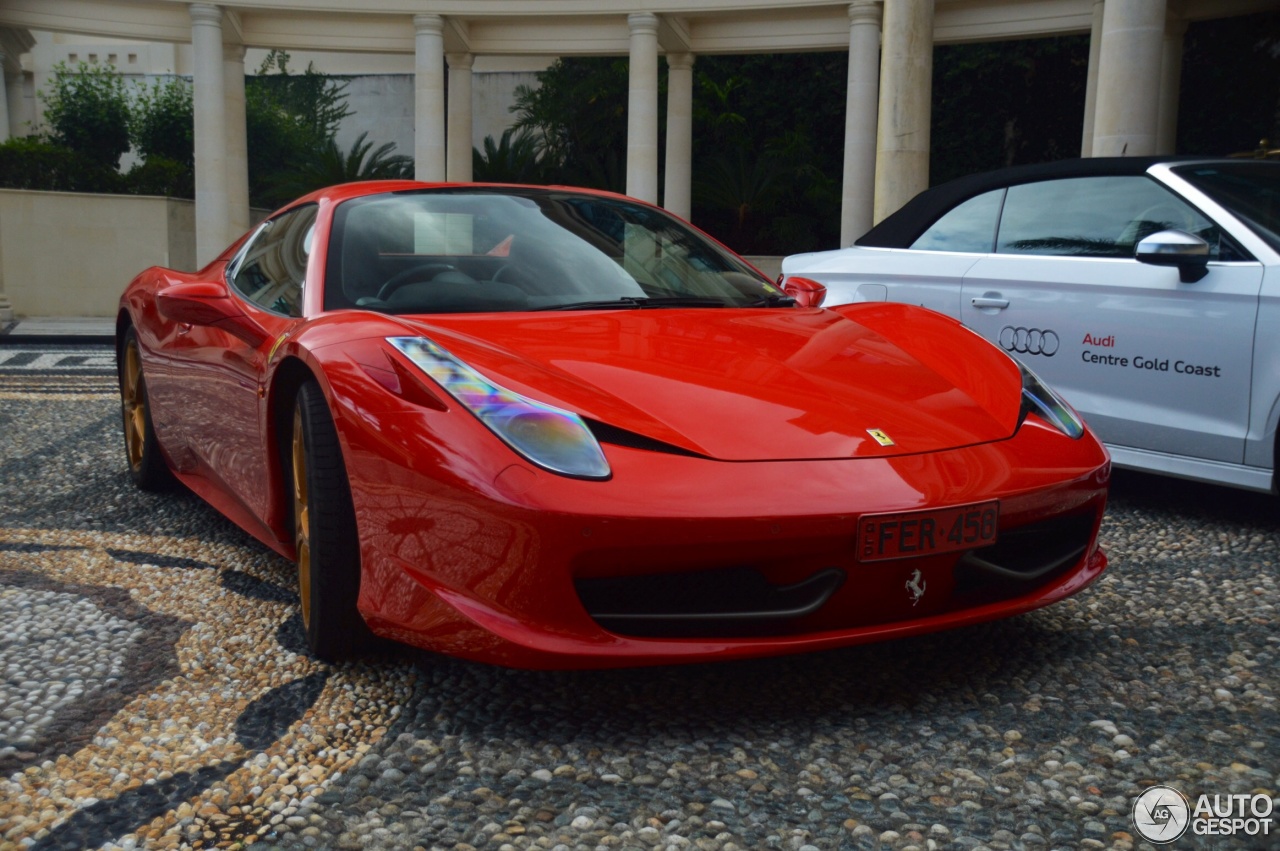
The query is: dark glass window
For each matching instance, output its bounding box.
[910,189,1004,252]
[323,189,776,314]
[996,176,1228,259]
[229,204,318,316]
[1173,162,1278,255]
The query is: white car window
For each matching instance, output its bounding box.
[996,176,1225,259]
[1173,163,1280,255]
[911,189,1004,252]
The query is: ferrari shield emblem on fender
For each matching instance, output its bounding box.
[867,428,895,447]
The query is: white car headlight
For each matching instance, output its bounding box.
[1020,362,1084,439]
[388,336,611,480]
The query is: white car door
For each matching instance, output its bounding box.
[784,189,1011,315]
[782,246,973,315]
[958,175,1264,463]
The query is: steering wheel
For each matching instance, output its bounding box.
[376,264,456,300]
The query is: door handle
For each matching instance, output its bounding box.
[971,296,1010,309]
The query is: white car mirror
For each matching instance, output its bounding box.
[1135,229,1210,283]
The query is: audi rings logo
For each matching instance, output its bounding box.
[999,326,1059,357]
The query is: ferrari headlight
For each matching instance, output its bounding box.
[388,336,611,480]
[1020,362,1084,439]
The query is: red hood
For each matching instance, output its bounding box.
[389,305,1022,462]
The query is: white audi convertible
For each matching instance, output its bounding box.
[783,157,1280,493]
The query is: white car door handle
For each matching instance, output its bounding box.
[971,296,1010,309]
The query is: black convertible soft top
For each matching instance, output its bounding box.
[856,157,1206,248]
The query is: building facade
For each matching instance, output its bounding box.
[0,0,1273,273]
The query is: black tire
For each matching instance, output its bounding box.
[290,379,375,661]
[118,327,175,491]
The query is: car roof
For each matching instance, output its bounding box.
[288,180,638,209]
[855,156,1261,249]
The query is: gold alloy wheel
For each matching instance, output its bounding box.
[122,339,146,472]
[292,408,312,629]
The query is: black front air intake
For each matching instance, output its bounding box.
[954,512,1095,594]
[575,566,846,637]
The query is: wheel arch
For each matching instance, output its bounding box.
[1273,423,1280,495]
[1258,391,1280,495]
[114,309,134,378]
[268,353,376,659]
[267,356,319,546]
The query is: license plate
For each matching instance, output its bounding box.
[858,501,999,562]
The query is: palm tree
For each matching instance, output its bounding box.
[267,131,412,202]
[693,148,783,248]
[472,128,546,183]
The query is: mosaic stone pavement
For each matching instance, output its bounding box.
[1,344,1277,851]
[1,347,414,849]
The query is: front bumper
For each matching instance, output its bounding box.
[337,401,1110,669]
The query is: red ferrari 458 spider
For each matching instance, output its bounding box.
[117,181,1109,667]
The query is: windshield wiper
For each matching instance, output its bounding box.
[537,296,731,311]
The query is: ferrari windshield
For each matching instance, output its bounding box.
[1172,162,1280,254]
[324,188,782,314]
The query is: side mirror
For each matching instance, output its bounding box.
[157,282,269,346]
[782,276,828,308]
[1135,229,1210,283]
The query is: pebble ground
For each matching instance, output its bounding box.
[0,345,1275,851]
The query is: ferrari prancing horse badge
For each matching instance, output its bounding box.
[867,428,895,447]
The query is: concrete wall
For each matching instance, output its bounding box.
[332,69,543,163]
[332,74,415,165]
[0,189,195,317]
[472,69,542,150]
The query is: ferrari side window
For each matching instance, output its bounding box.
[911,189,1004,253]
[230,204,319,317]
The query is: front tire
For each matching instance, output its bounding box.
[118,327,174,491]
[290,379,374,661]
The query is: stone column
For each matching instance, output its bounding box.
[0,244,9,321]
[663,53,694,220]
[223,43,249,234]
[0,52,11,318]
[842,1,881,245]
[414,14,446,182]
[1156,13,1187,156]
[873,0,934,223]
[190,3,229,266]
[626,12,660,204]
[0,51,9,142]
[1091,0,1166,157]
[1080,0,1104,156]
[0,92,9,317]
[446,52,474,182]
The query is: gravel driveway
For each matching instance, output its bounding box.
[0,345,1275,851]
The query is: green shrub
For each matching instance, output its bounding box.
[0,136,123,193]
[124,155,195,198]
[132,76,194,168]
[247,50,354,208]
[40,61,132,169]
